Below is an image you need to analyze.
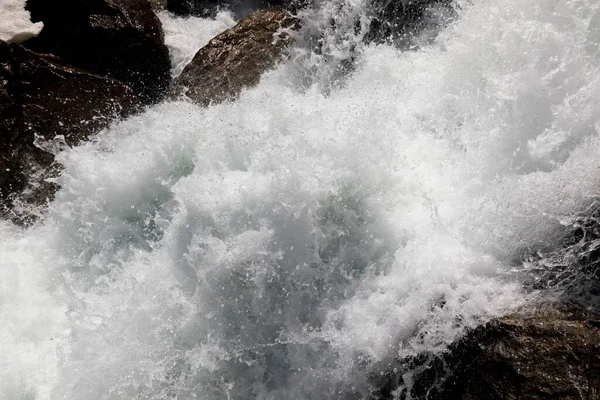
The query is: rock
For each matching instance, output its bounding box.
[166,0,292,19]
[379,211,600,400]
[413,210,600,400]
[377,304,600,400]
[23,0,171,104]
[0,0,43,43]
[148,0,167,9]
[172,8,298,106]
[364,0,455,46]
[0,40,139,220]
[525,210,600,313]
[437,306,600,400]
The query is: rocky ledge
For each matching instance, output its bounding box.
[0,0,174,220]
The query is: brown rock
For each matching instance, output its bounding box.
[388,305,600,400]
[172,8,298,106]
[0,40,139,220]
[23,0,171,104]
[443,306,600,400]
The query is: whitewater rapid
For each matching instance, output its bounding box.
[3,0,600,398]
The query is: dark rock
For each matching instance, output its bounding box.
[149,0,167,9]
[0,40,139,221]
[438,306,600,400]
[172,8,298,106]
[377,210,600,400]
[23,0,171,104]
[376,305,600,400]
[166,0,294,19]
[365,0,456,46]
[524,209,600,313]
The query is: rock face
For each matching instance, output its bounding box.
[436,306,600,400]
[377,305,600,400]
[166,0,291,18]
[23,0,171,104]
[389,214,600,400]
[364,0,455,46]
[0,40,139,219]
[416,210,600,400]
[172,8,297,106]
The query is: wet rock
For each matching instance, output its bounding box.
[0,40,139,220]
[148,0,167,9]
[367,209,600,400]
[172,8,298,106]
[524,210,600,313]
[380,305,600,400]
[166,0,292,19]
[437,306,600,400]
[23,0,171,104]
[364,0,456,47]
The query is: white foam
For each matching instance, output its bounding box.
[2,0,600,398]
[0,0,42,42]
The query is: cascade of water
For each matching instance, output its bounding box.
[2,0,600,398]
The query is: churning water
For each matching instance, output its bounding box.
[3,0,600,398]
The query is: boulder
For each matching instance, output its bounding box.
[0,40,139,220]
[374,305,600,400]
[172,8,298,106]
[436,306,600,400]
[379,210,600,400]
[23,0,171,104]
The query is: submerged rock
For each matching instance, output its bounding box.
[399,208,600,400]
[172,8,298,106]
[384,211,600,400]
[361,0,456,47]
[0,40,139,220]
[166,0,293,18]
[148,0,167,9]
[23,0,171,104]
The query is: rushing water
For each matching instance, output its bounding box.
[3,0,600,398]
